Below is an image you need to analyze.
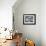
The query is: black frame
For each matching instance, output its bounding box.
[23,14,36,25]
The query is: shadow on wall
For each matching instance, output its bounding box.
[12,0,41,46]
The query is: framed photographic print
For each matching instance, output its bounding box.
[23,14,36,25]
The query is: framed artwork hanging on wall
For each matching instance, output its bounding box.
[23,14,36,25]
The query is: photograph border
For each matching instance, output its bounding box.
[23,14,36,25]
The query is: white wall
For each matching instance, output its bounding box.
[0,0,16,30]
[13,0,41,46]
[41,0,46,46]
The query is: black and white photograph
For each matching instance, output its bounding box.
[23,14,36,25]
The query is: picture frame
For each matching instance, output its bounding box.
[23,14,36,25]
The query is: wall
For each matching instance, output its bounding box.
[41,0,46,46]
[0,0,16,30]
[13,0,41,46]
